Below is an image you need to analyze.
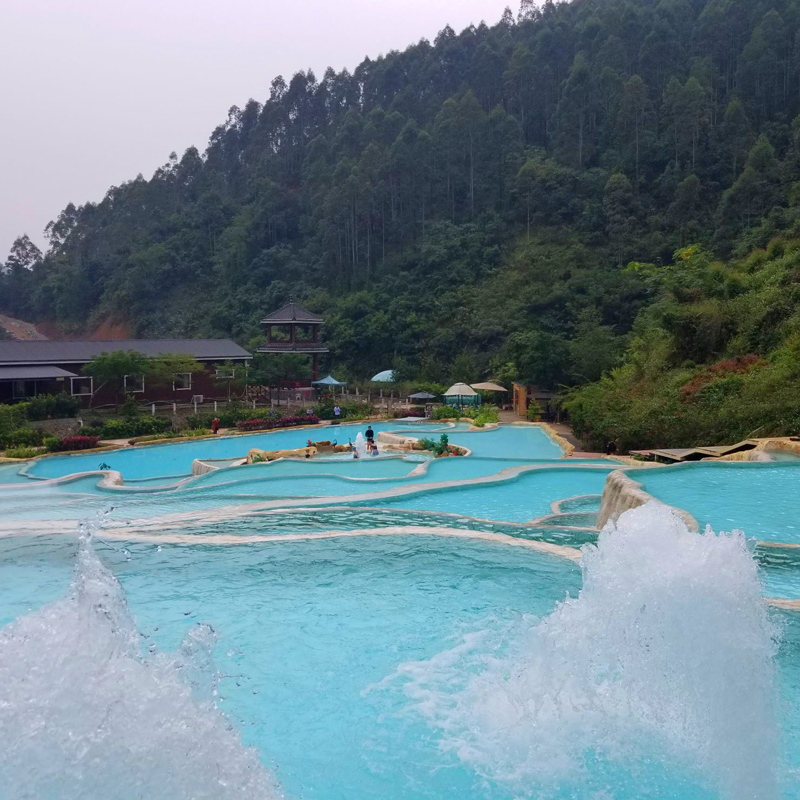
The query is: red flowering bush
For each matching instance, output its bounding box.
[236,419,270,431]
[51,435,100,452]
[679,354,764,400]
[236,415,319,432]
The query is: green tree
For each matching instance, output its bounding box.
[720,98,751,178]
[83,351,151,410]
[604,172,636,267]
[717,135,780,242]
[556,53,594,166]
[618,75,649,182]
[569,309,623,382]
[669,174,703,246]
[146,353,206,400]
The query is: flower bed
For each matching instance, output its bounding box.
[236,415,320,432]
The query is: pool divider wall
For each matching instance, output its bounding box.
[597,469,699,532]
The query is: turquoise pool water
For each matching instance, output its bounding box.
[3,518,799,799]
[0,465,614,525]
[4,419,800,798]
[20,422,561,482]
[158,508,599,546]
[358,467,612,522]
[0,463,33,483]
[632,462,800,544]
[446,425,563,459]
[2,533,585,800]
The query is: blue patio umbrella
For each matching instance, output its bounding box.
[311,374,347,386]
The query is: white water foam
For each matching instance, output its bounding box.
[0,525,281,800]
[384,502,779,799]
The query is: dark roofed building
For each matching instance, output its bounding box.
[260,302,324,325]
[0,339,251,365]
[0,339,251,405]
[258,302,328,380]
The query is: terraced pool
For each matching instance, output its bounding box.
[3,421,800,799]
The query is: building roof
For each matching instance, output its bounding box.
[0,339,252,366]
[257,342,329,354]
[261,302,324,324]
[444,382,478,397]
[0,365,79,381]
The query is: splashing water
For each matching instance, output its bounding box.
[0,524,281,800]
[385,502,780,799]
[354,431,367,458]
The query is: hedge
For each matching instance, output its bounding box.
[313,401,373,420]
[0,428,44,448]
[99,417,171,439]
[26,394,81,421]
[236,415,319,432]
[186,408,261,429]
[0,405,29,440]
[49,435,100,452]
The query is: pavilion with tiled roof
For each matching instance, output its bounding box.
[258,301,328,380]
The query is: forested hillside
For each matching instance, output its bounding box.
[4,0,800,412]
[566,239,800,448]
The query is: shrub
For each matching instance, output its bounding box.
[80,425,104,438]
[49,435,100,452]
[0,404,29,439]
[1,428,43,448]
[395,407,426,418]
[236,414,319,432]
[42,436,60,452]
[431,405,460,420]
[100,417,171,438]
[463,405,500,427]
[526,403,542,422]
[5,446,44,459]
[186,408,256,428]
[679,354,764,399]
[184,428,212,437]
[121,395,140,420]
[314,401,373,420]
[417,433,454,456]
[236,418,271,431]
[25,394,81,421]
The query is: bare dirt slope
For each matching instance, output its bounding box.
[0,314,48,340]
[35,318,131,340]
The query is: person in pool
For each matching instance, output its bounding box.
[371,442,379,456]
[365,425,374,444]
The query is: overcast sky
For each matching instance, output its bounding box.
[0,0,514,259]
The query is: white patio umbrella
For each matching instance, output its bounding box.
[470,382,508,392]
[443,382,480,406]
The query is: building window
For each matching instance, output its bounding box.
[12,380,36,399]
[215,367,235,379]
[173,373,192,391]
[70,377,93,397]
[124,373,145,393]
